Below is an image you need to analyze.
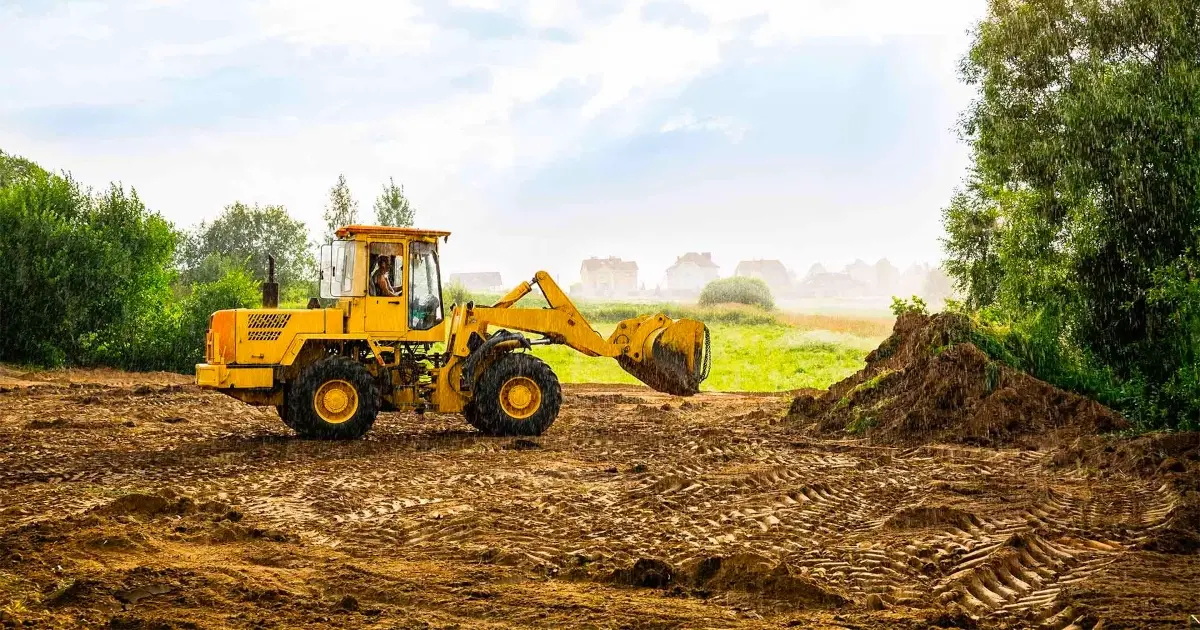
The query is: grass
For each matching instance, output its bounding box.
[532,321,883,393]
[849,368,896,396]
[779,313,895,338]
[281,287,892,394]
[846,412,878,435]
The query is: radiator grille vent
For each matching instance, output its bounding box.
[248,313,291,329]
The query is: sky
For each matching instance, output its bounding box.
[0,0,987,288]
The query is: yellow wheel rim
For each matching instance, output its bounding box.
[314,379,358,424]
[499,376,542,420]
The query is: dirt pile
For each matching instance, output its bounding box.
[0,489,296,628]
[788,312,1128,448]
[607,553,847,609]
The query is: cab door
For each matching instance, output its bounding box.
[405,240,446,342]
[364,241,408,334]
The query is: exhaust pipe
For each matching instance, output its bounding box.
[262,255,279,308]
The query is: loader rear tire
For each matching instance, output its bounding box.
[469,353,561,437]
[286,357,380,440]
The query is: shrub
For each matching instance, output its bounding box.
[280,280,318,308]
[79,268,260,372]
[890,295,929,317]
[698,277,774,310]
[0,167,178,366]
[177,269,261,365]
[954,310,1151,426]
[578,301,778,326]
[444,280,473,307]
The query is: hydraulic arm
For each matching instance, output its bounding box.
[450,271,711,396]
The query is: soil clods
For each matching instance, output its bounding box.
[789,312,1127,448]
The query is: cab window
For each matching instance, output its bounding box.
[409,241,444,330]
[369,242,403,297]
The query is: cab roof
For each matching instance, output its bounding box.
[335,225,452,240]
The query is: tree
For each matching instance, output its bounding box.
[374,177,415,227]
[943,0,1200,426]
[180,202,315,288]
[323,174,358,239]
[0,148,45,188]
[0,161,178,366]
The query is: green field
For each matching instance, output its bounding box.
[532,321,886,393]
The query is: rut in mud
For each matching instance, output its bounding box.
[0,368,1197,628]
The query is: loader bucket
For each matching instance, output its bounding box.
[615,316,711,396]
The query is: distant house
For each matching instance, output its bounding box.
[734,259,791,293]
[448,272,504,292]
[921,266,955,305]
[898,263,932,296]
[666,252,719,292]
[580,257,638,297]
[796,272,870,298]
[874,258,900,296]
[845,259,876,288]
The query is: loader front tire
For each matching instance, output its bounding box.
[276,386,302,431]
[286,357,380,440]
[469,353,561,437]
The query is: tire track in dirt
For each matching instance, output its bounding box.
[0,381,1188,628]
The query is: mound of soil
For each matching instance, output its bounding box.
[608,558,676,589]
[685,553,846,608]
[789,313,1128,448]
[607,553,847,609]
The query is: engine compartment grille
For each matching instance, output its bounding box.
[248,313,291,329]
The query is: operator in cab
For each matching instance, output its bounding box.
[372,256,401,297]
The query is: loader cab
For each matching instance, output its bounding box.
[320,225,450,341]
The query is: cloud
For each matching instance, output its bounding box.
[659,110,745,143]
[641,1,709,31]
[0,0,988,286]
[449,67,494,91]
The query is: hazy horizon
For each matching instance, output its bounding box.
[1,0,987,287]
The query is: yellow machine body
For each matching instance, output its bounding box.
[195,225,710,437]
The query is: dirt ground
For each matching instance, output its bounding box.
[1,368,1198,629]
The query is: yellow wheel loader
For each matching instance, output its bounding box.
[195,225,711,439]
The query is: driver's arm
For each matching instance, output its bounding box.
[383,274,401,297]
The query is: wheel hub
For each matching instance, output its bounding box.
[324,389,349,413]
[509,384,532,408]
[500,376,541,419]
[314,379,358,424]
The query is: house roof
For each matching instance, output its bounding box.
[735,259,788,275]
[668,252,718,271]
[581,257,638,272]
[799,272,869,289]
